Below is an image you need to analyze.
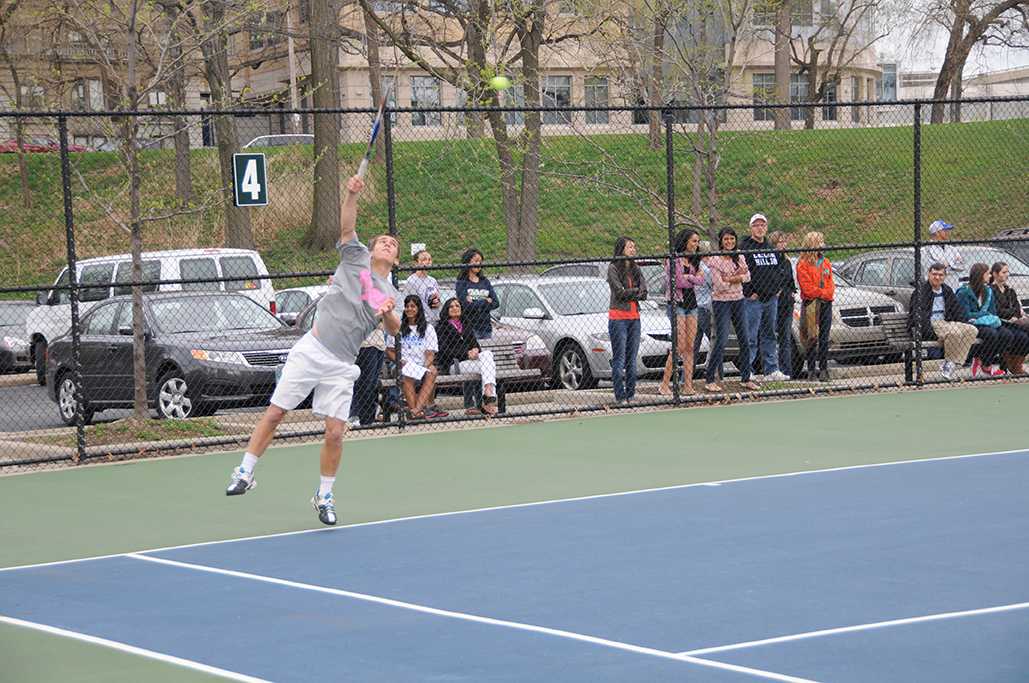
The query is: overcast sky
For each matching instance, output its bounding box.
[881,20,1029,76]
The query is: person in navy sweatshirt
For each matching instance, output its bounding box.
[455,248,501,341]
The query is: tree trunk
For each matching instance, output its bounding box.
[704,116,719,240]
[773,0,792,131]
[803,46,820,130]
[930,0,969,124]
[362,4,386,161]
[949,58,965,123]
[647,8,667,150]
[304,0,342,251]
[162,4,192,205]
[508,3,544,265]
[0,49,32,208]
[197,2,254,249]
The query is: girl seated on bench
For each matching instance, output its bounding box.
[386,295,439,420]
[435,297,498,416]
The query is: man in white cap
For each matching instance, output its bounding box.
[924,220,964,290]
[740,213,789,381]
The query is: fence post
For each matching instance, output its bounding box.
[58,115,86,463]
[663,108,680,403]
[912,103,923,386]
[383,107,405,430]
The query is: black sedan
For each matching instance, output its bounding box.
[0,301,34,373]
[46,292,300,424]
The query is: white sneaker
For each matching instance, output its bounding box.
[225,466,256,496]
[766,370,789,381]
[751,374,765,382]
[940,360,955,380]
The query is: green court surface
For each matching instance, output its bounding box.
[1,384,1026,682]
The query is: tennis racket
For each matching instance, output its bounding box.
[356,81,394,179]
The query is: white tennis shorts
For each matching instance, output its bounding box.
[270,333,360,421]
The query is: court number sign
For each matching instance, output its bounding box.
[233,153,268,207]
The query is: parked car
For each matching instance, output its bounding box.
[0,137,88,153]
[28,248,276,386]
[46,292,298,424]
[838,246,1029,315]
[0,301,34,373]
[490,276,680,390]
[275,285,329,325]
[993,227,1029,267]
[243,134,315,148]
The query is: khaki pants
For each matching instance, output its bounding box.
[931,320,979,364]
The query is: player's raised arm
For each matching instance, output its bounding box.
[339,175,365,245]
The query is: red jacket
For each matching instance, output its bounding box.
[797,257,835,302]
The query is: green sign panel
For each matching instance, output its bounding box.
[232,153,268,207]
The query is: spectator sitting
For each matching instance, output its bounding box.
[769,230,796,379]
[908,262,979,380]
[659,228,705,396]
[923,220,965,290]
[436,297,499,416]
[403,249,442,324]
[456,248,500,341]
[990,261,1029,375]
[740,213,788,381]
[956,262,1015,378]
[795,231,835,381]
[385,295,440,420]
[704,228,758,392]
[348,326,386,427]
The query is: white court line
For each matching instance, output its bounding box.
[1,446,1026,574]
[0,614,270,682]
[679,601,1029,656]
[126,553,815,683]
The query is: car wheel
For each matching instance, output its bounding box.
[155,371,197,420]
[34,340,47,386]
[56,373,94,426]
[555,343,596,391]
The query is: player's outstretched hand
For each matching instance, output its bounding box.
[346,175,365,195]
[376,296,395,317]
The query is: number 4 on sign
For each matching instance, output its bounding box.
[241,160,261,200]
[232,153,268,207]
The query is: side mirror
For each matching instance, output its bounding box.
[36,291,49,306]
[522,307,547,320]
[278,313,298,326]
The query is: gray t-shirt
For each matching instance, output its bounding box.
[313,237,399,364]
[402,273,442,324]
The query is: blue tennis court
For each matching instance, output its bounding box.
[2,449,1027,682]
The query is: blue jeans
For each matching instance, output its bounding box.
[350,347,385,425]
[744,296,779,375]
[707,300,751,383]
[694,306,712,380]
[609,318,641,401]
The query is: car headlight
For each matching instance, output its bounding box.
[589,332,610,343]
[191,349,247,365]
[2,336,28,351]
[524,334,546,352]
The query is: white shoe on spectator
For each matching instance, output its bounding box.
[751,374,765,382]
[347,416,361,428]
[940,360,955,380]
[766,370,789,382]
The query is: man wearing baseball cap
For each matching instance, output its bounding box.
[924,220,964,290]
[740,213,789,381]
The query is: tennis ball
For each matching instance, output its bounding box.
[489,75,512,91]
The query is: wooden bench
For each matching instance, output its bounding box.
[379,343,542,419]
[879,312,980,381]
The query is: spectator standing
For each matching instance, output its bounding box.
[740,214,788,381]
[386,295,440,419]
[693,244,714,377]
[923,220,965,290]
[402,249,442,324]
[659,229,705,396]
[956,263,1014,378]
[769,231,796,378]
[704,228,758,392]
[456,248,500,340]
[348,326,386,427]
[436,297,500,416]
[908,262,980,380]
[796,232,835,381]
[607,236,648,405]
[990,261,1029,374]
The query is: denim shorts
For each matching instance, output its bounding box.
[667,302,698,319]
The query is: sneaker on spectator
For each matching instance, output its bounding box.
[940,360,956,380]
[311,491,338,526]
[988,366,1006,377]
[346,416,361,428]
[971,358,983,378]
[225,467,255,496]
[428,408,450,418]
[766,370,789,382]
[751,374,765,382]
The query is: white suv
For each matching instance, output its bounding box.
[27,248,276,385]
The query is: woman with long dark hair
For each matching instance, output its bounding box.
[435,297,500,415]
[957,262,1014,377]
[704,228,758,392]
[659,228,705,396]
[386,295,439,419]
[455,248,501,341]
[990,261,1029,374]
[606,236,647,405]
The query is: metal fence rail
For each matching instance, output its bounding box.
[1,98,1027,470]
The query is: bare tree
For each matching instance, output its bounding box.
[0,0,33,208]
[773,0,792,129]
[157,0,193,205]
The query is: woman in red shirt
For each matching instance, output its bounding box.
[607,236,647,405]
[795,231,835,381]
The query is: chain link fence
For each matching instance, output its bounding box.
[1,97,1027,471]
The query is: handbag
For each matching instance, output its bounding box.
[973,314,1002,329]
[799,299,821,350]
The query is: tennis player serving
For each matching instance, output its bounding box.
[225,173,401,525]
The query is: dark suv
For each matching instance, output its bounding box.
[46,292,299,424]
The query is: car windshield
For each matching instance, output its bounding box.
[960,247,1029,276]
[539,281,610,315]
[0,303,30,327]
[150,296,283,334]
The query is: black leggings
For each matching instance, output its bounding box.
[803,300,832,373]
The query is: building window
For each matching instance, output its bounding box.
[879,63,897,101]
[298,0,309,22]
[542,75,572,124]
[71,79,104,111]
[850,76,861,123]
[19,85,45,109]
[503,85,526,125]
[752,73,775,121]
[147,90,167,108]
[792,0,813,26]
[250,11,283,50]
[411,76,441,126]
[584,77,609,124]
[822,80,837,121]
[752,0,775,26]
[790,72,810,121]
